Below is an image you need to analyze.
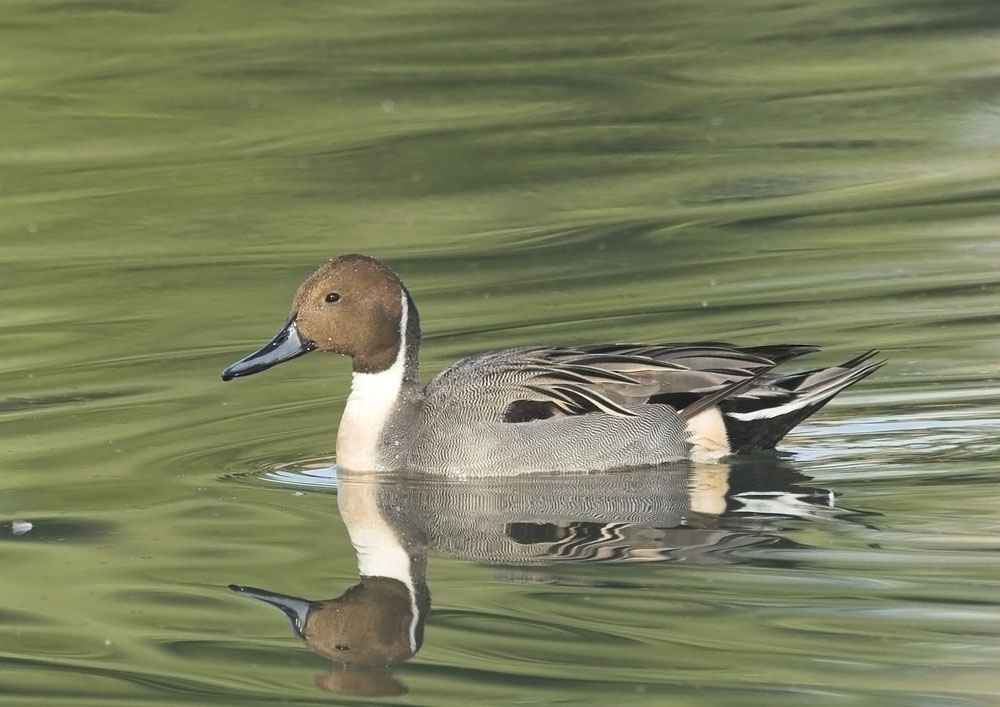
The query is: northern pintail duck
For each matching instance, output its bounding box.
[221,254,883,474]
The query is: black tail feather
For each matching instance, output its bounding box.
[721,357,885,453]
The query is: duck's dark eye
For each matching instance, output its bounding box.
[335,644,350,651]
[325,292,341,303]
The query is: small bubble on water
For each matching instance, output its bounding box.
[701,300,708,307]
[381,99,395,113]
[27,223,38,234]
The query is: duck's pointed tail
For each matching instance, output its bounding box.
[720,351,885,453]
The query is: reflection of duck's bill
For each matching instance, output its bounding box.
[228,584,312,639]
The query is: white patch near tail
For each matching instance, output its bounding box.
[725,396,815,421]
[725,372,858,422]
[685,406,731,462]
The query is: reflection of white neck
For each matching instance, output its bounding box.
[337,291,408,471]
[339,477,419,653]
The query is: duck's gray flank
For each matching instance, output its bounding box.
[222,253,884,475]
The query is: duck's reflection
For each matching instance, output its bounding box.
[230,459,860,695]
[229,579,423,697]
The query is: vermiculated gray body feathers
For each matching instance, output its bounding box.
[382,343,883,475]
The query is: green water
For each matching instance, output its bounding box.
[3,0,1000,704]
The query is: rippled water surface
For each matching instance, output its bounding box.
[3,1,1000,705]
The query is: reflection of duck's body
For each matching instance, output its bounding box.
[231,459,856,696]
[338,461,848,567]
[222,254,883,474]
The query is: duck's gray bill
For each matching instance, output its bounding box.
[221,317,315,381]
[228,584,312,638]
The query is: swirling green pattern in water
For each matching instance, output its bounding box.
[2,1,999,704]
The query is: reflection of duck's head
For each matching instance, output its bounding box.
[228,464,432,695]
[229,577,428,665]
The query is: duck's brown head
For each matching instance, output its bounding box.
[222,254,418,380]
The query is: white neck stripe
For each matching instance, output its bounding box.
[336,291,409,470]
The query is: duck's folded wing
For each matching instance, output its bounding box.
[574,342,817,369]
[424,344,788,423]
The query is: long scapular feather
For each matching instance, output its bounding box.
[680,366,776,420]
[726,358,885,421]
[522,383,639,418]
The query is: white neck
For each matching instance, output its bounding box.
[336,291,408,471]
